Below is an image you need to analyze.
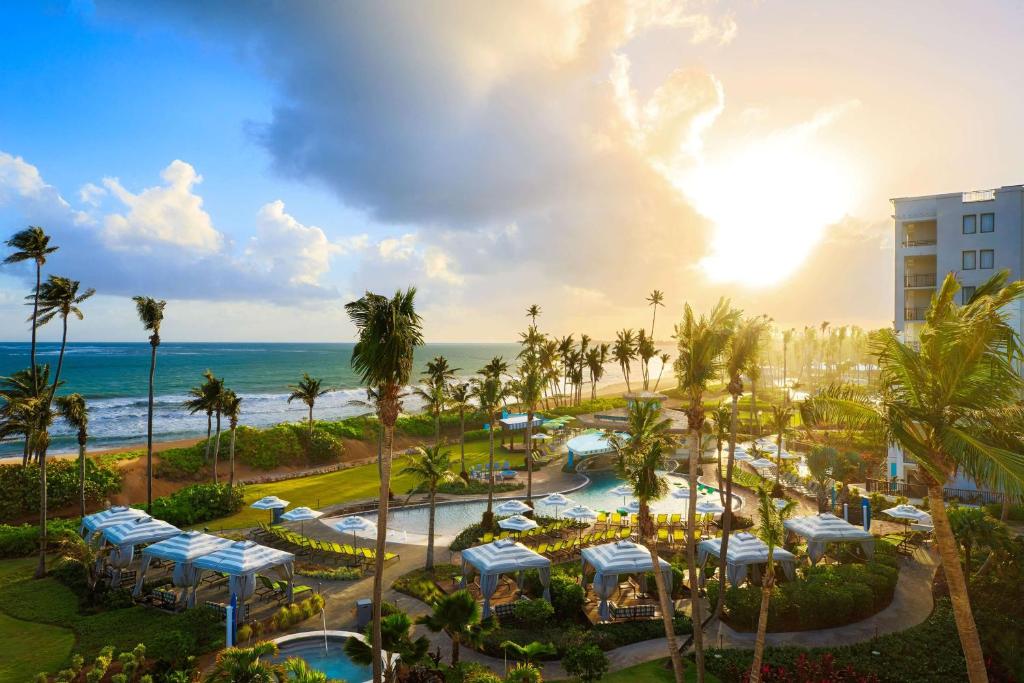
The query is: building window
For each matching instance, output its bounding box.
[981,213,995,233]
[962,250,976,270]
[980,249,994,269]
[963,215,977,234]
[962,286,976,304]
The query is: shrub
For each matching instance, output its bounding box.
[298,564,362,581]
[237,623,253,644]
[512,598,554,628]
[392,565,460,604]
[154,445,207,480]
[446,662,502,683]
[0,459,122,522]
[146,483,245,526]
[550,573,585,619]
[505,663,542,683]
[302,429,345,464]
[563,643,609,683]
[0,518,80,558]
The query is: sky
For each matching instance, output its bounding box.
[1,0,1022,343]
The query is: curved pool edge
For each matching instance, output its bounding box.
[271,630,393,683]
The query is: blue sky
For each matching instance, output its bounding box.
[2,1,1023,342]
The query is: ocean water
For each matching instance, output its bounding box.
[0,342,520,456]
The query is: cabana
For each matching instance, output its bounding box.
[460,538,551,618]
[98,516,180,583]
[581,540,672,622]
[697,532,797,586]
[132,531,233,605]
[80,506,148,541]
[190,540,296,621]
[498,413,545,452]
[784,513,875,564]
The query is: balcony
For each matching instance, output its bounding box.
[901,238,937,247]
[904,307,928,321]
[904,273,936,288]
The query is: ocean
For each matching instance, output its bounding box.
[0,342,523,457]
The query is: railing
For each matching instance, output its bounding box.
[904,307,928,321]
[901,238,937,247]
[904,273,936,288]
[963,189,996,203]
[865,478,1007,505]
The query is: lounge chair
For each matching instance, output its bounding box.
[656,513,668,527]
[595,512,608,530]
[657,528,669,544]
[669,513,682,528]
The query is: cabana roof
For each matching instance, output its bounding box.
[581,540,670,574]
[101,516,180,547]
[192,540,294,576]
[698,532,797,565]
[498,414,545,430]
[461,539,551,573]
[784,513,872,543]
[141,530,233,562]
[81,506,148,535]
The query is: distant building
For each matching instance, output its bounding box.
[889,185,1024,496]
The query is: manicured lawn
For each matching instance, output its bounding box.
[207,438,526,530]
[599,658,720,683]
[0,558,76,681]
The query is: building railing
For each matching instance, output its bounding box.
[901,238,937,247]
[904,307,928,321]
[865,478,1008,505]
[904,273,936,288]
[963,189,996,203]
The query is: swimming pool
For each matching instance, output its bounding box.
[324,469,742,545]
[271,632,372,682]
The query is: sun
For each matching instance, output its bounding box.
[679,127,856,287]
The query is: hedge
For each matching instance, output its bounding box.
[0,459,122,523]
[144,483,245,527]
[0,518,81,558]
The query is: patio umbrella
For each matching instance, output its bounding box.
[696,500,725,516]
[563,504,598,540]
[750,457,776,470]
[498,514,539,538]
[733,451,753,463]
[532,433,552,441]
[540,492,573,518]
[670,486,692,499]
[280,506,324,535]
[624,500,641,514]
[773,498,791,511]
[779,451,801,460]
[883,504,932,550]
[332,516,375,549]
[610,484,634,507]
[494,499,532,516]
[250,496,290,524]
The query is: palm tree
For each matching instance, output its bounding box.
[636,329,658,391]
[133,296,165,513]
[222,389,242,488]
[652,351,671,391]
[612,329,636,392]
[417,589,496,666]
[282,658,337,683]
[400,444,462,571]
[749,484,796,683]
[804,445,835,513]
[472,363,509,530]
[55,393,88,517]
[346,287,423,683]
[781,328,794,405]
[288,373,329,439]
[204,641,282,683]
[673,298,739,681]
[4,226,58,382]
[345,611,429,683]
[209,373,227,482]
[585,344,609,400]
[526,304,541,326]
[709,403,730,495]
[447,381,472,476]
[185,370,223,482]
[647,289,666,337]
[610,400,686,683]
[947,505,1009,575]
[801,271,1024,683]
[33,275,94,402]
[768,404,794,486]
[515,352,544,504]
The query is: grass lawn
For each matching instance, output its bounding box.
[598,658,721,683]
[207,438,526,530]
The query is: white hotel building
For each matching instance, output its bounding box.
[889,184,1024,488]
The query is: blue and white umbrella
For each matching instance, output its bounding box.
[280,506,324,534]
[250,496,290,524]
[540,492,573,518]
[494,499,532,516]
[332,516,375,547]
[610,484,634,507]
[498,514,539,534]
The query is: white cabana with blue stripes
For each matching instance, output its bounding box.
[460,539,551,618]
[697,532,797,586]
[191,540,296,621]
[80,506,148,541]
[131,531,233,604]
[784,513,875,564]
[97,516,180,582]
[581,540,672,622]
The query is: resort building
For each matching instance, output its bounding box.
[568,391,688,469]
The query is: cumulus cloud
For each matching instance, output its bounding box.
[247,200,339,285]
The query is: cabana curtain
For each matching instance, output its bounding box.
[460,539,552,618]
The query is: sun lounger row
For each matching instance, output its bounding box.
[255,574,313,603]
[254,522,399,565]
[595,511,693,530]
[477,518,580,545]
[528,528,631,559]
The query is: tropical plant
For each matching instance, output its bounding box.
[647,289,665,336]
[709,403,730,493]
[288,373,329,439]
[804,446,835,512]
[749,483,797,683]
[526,304,541,326]
[400,444,462,571]
[612,329,636,392]
[203,641,282,682]
[282,657,339,683]
[472,362,510,530]
[416,589,495,666]
[769,404,794,485]
[133,296,165,513]
[674,297,739,681]
[346,610,429,683]
[5,226,58,385]
[947,505,1009,575]
[653,351,672,391]
[636,329,658,391]
[33,275,94,401]
[185,370,225,482]
[222,389,242,488]
[800,270,1024,683]
[346,287,423,683]
[449,381,472,476]
[55,393,89,517]
[610,399,685,683]
[517,327,545,504]
[501,640,557,665]
[563,642,609,683]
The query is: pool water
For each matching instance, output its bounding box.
[327,469,742,544]
[271,636,372,682]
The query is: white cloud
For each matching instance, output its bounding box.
[423,246,464,285]
[101,159,223,253]
[247,199,339,285]
[78,182,106,206]
[0,151,88,225]
[378,233,417,261]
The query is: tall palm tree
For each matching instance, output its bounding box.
[801,271,1024,683]
[804,445,835,513]
[652,351,671,391]
[55,393,88,517]
[673,298,739,681]
[400,444,462,571]
[4,226,58,382]
[472,363,509,530]
[612,329,636,392]
[769,404,794,486]
[636,329,658,391]
[185,370,223,481]
[417,589,496,666]
[647,289,666,337]
[33,275,94,403]
[748,484,796,683]
[610,400,686,683]
[709,403,730,494]
[203,641,282,683]
[288,373,329,439]
[133,296,165,513]
[448,381,472,476]
[781,328,794,405]
[515,350,544,504]
[346,287,423,683]
[222,389,242,488]
[526,304,541,327]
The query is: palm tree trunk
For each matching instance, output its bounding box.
[686,424,705,681]
[525,412,534,504]
[459,408,466,475]
[309,404,314,439]
[484,421,496,530]
[929,484,988,682]
[50,316,68,401]
[229,426,237,488]
[435,410,441,446]
[750,381,759,436]
[146,340,157,513]
[204,414,212,462]
[775,432,782,486]
[371,421,395,683]
[25,262,41,462]
[643,505,685,683]
[78,433,87,518]
[451,634,460,666]
[748,570,774,683]
[714,393,740,620]
[426,487,436,571]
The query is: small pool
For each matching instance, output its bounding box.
[567,431,624,455]
[271,632,372,683]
